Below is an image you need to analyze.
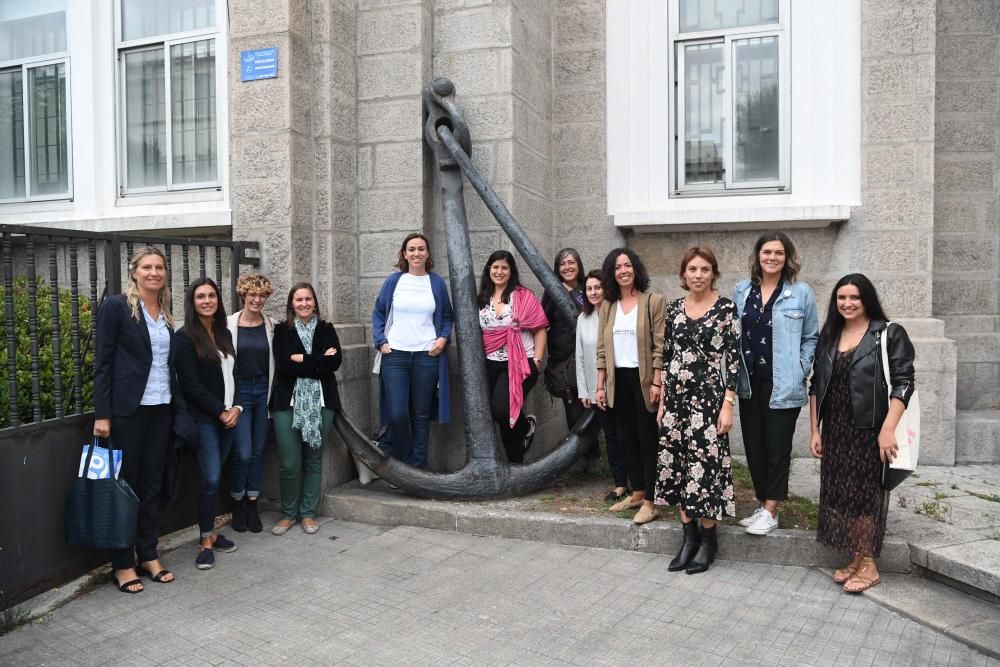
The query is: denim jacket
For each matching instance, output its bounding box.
[733,279,819,408]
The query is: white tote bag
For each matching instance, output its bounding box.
[879,323,919,486]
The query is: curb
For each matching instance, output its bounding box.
[10,523,203,626]
[322,485,913,574]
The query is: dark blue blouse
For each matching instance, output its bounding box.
[740,280,782,382]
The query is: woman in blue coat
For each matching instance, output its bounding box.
[733,232,819,536]
[371,233,454,468]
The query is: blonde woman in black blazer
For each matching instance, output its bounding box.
[175,277,243,571]
[93,247,176,593]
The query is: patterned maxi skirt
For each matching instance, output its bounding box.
[817,349,890,557]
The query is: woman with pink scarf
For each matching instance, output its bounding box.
[478,251,549,463]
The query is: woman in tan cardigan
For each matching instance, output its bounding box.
[595,248,666,524]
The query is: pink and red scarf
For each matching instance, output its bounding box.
[482,286,548,426]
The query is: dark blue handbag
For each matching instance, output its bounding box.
[65,437,139,550]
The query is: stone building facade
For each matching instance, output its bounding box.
[3,1,997,488]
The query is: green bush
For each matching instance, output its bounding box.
[0,277,94,428]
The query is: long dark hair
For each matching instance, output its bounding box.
[552,247,583,288]
[818,273,889,352]
[285,282,322,327]
[581,269,604,316]
[749,231,801,284]
[477,250,520,308]
[395,232,435,272]
[600,247,650,302]
[184,277,233,362]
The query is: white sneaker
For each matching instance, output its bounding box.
[745,510,779,535]
[738,507,764,527]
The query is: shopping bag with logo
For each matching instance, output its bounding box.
[66,437,139,549]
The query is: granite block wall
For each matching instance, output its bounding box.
[228,0,974,482]
[933,0,1000,411]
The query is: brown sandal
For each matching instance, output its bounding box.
[843,559,880,593]
[833,555,862,584]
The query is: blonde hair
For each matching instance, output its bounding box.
[125,246,174,327]
[236,273,275,298]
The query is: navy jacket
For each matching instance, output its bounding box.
[371,271,453,424]
[270,319,343,412]
[93,293,176,419]
[174,327,241,424]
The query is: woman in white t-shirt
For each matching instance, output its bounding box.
[372,233,454,468]
[594,248,666,525]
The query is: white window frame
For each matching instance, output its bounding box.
[114,3,221,196]
[0,52,73,204]
[670,2,790,196]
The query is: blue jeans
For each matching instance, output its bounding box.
[380,350,438,468]
[230,377,270,499]
[196,421,235,537]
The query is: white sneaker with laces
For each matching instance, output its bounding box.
[738,507,764,527]
[745,510,779,535]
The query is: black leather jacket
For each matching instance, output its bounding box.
[809,319,916,430]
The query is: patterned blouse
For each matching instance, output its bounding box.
[740,280,782,382]
[479,298,535,362]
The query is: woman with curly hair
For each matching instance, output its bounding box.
[226,273,276,533]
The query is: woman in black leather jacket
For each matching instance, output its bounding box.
[807,274,915,594]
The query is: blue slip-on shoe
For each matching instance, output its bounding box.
[195,548,215,570]
[212,533,238,553]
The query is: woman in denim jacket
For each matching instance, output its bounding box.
[733,232,819,536]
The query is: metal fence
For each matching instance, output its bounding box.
[0,223,259,429]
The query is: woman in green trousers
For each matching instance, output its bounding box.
[269,283,343,535]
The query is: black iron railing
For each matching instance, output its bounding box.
[0,224,259,429]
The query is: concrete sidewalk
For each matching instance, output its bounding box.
[2,514,998,666]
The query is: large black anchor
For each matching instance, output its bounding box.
[333,78,600,499]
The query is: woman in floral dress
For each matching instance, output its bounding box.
[656,246,740,575]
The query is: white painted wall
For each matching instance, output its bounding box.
[0,1,231,233]
[606,0,861,230]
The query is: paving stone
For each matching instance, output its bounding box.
[4,513,997,665]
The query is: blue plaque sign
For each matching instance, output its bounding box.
[240,48,278,81]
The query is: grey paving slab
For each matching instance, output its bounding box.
[2,514,997,666]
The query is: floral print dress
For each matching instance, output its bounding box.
[655,297,741,520]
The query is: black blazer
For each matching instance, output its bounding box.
[270,319,343,412]
[810,319,916,431]
[174,327,241,424]
[93,293,176,419]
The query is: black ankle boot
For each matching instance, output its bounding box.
[668,520,701,572]
[245,498,262,533]
[231,497,248,533]
[686,524,718,574]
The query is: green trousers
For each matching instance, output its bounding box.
[272,408,334,519]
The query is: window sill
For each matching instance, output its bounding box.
[0,199,75,214]
[613,204,851,233]
[116,188,223,207]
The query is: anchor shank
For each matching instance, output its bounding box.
[438,162,501,462]
[437,125,579,326]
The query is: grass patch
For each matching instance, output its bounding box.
[914,481,939,488]
[0,590,29,637]
[971,492,1000,504]
[914,497,952,523]
[528,454,818,530]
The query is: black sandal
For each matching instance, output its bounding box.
[111,572,144,594]
[138,566,174,583]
